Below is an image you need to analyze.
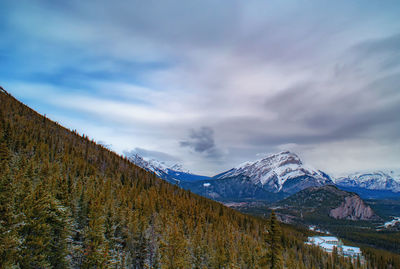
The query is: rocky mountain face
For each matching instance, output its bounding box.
[274,185,380,222]
[180,176,285,202]
[214,151,333,193]
[329,195,378,221]
[180,151,333,202]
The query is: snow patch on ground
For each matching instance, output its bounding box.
[383,217,400,228]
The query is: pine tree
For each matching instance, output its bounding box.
[81,198,110,268]
[160,220,189,269]
[0,171,19,267]
[332,246,339,267]
[18,184,70,268]
[0,142,10,168]
[266,211,283,269]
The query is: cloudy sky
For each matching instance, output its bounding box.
[1,0,400,176]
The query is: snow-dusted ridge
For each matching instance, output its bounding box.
[128,151,400,197]
[335,171,400,193]
[214,151,333,193]
[127,154,173,180]
[127,154,210,183]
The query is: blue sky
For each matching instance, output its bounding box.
[1,0,400,176]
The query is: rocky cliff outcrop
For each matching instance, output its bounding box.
[329,195,379,220]
[273,185,380,223]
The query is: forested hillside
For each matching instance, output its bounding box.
[0,88,368,268]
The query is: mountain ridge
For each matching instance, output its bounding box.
[335,171,400,193]
[130,150,400,201]
[127,153,211,184]
[177,151,334,202]
[213,151,333,194]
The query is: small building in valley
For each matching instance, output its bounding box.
[306,236,362,259]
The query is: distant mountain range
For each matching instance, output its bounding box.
[179,151,333,202]
[334,171,400,198]
[127,154,210,184]
[127,151,400,201]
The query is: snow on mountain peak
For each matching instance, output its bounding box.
[126,153,209,184]
[335,171,400,192]
[215,151,331,192]
[234,151,301,171]
[128,154,187,175]
[169,163,189,173]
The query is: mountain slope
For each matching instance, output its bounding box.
[275,185,380,222]
[215,151,333,194]
[127,154,180,184]
[182,151,333,202]
[180,175,285,202]
[335,171,400,199]
[0,88,351,268]
[128,154,210,184]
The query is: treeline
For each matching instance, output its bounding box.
[362,248,400,269]
[330,227,400,269]
[0,89,365,268]
[337,228,400,254]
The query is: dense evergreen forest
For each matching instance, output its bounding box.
[0,88,392,268]
[238,204,400,269]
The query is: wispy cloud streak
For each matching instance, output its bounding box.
[1,0,400,175]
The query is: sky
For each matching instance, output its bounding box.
[1,0,400,176]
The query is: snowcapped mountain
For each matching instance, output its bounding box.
[128,150,399,202]
[335,171,400,193]
[128,154,178,183]
[214,151,333,194]
[180,151,333,202]
[127,154,210,184]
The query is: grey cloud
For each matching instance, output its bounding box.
[254,72,400,147]
[32,0,241,49]
[353,33,400,57]
[180,127,215,153]
[264,82,317,119]
[180,127,223,158]
[336,32,400,77]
